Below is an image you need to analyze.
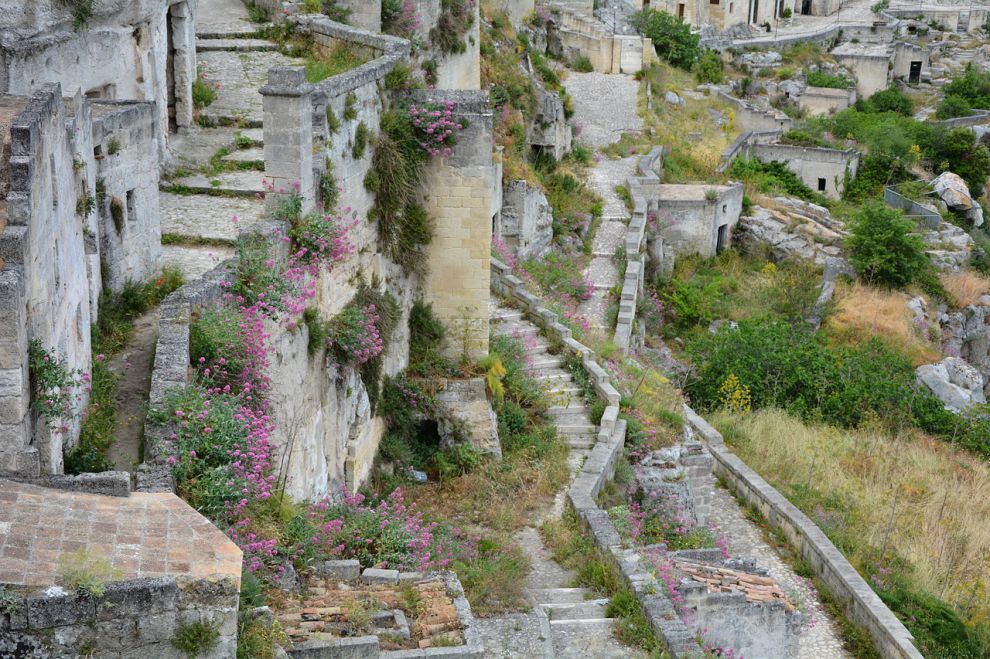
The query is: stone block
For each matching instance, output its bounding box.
[134,610,179,645]
[26,591,97,629]
[313,560,361,581]
[362,568,399,585]
[98,577,178,621]
[289,635,380,658]
[0,593,28,631]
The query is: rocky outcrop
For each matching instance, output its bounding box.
[499,179,554,260]
[528,80,571,161]
[932,171,984,227]
[942,297,990,389]
[434,378,502,459]
[736,206,845,266]
[916,357,987,412]
[924,221,974,270]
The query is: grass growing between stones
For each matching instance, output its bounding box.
[542,510,667,656]
[716,408,990,657]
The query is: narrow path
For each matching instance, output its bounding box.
[476,304,644,658]
[163,0,278,280]
[106,310,159,474]
[564,72,641,332]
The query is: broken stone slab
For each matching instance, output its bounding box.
[434,378,501,460]
[362,568,400,585]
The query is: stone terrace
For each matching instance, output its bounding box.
[0,480,241,586]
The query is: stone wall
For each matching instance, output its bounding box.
[497,179,553,261]
[652,183,744,272]
[0,86,92,475]
[682,407,925,659]
[419,91,495,361]
[891,41,929,82]
[798,85,856,116]
[718,91,793,133]
[92,101,164,292]
[831,44,890,98]
[408,0,482,90]
[546,2,651,74]
[491,0,537,25]
[748,143,859,199]
[0,0,197,163]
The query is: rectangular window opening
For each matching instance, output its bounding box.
[818,178,827,192]
[126,189,137,222]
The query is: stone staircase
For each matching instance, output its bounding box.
[481,304,643,658]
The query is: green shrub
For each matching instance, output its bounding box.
[172,619,220,658]
[191,70,217,109]
[571,55,594,72]
[632,9,699,70]
[940,63,990,111]
[64,361,117,475]
[846,203,928,288]
[860,87,913,116]
[190,305,249,387]
[805,69,853,89]
[430,0,475,55]
[352,121,369,159]
[936,94,973,120]
[408,300,452,377]
[695,49,724,84]
[727,158,827,205]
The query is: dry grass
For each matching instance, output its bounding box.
[715,408,990,623]
[825,282,940,366]
[941,271,990,310]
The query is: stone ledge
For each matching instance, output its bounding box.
[0,470,130,497]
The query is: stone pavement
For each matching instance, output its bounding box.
[0,480,241,585]
[476,304,646,658]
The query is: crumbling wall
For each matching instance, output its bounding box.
[498,179,554,261]
[749,143,859,199]
[92,101,163,291]
[0,0,197,162]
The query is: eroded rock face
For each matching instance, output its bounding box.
[924,221,974,270]
[529,83,571,161]
[916,357,987,412]
[499,179,554,261]
[736,207,845,266]
[942,297,990,389]
[435,378,502,460]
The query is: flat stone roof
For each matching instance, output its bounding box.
[0,479,241,587]
[831,42,890,59]
[803,86,854,98]
[656,183,734,201]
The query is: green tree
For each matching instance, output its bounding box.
[846,203,928,288]
[632,9,699,70]
[935,94,972,120]
[695,50,724,84]
[930,127,990,197]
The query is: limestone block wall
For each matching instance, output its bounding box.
[410,0,482,90]
[419,91,495,361]
[749,143,859,199]
[498,179,554,260]
[0,0,197,162]
[831,46,890,98]
[718,91,793,133]
[92,101,164,291]
[491,0,537,25]
[339,0,382,32]
[1,85,92,475]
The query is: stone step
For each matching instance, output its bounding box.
[524,356,563,371]
[566,437,597,450]
[548,401,590,412]
[196,26,272,39]
[238,128,264,146]
[196,112,263,129]
[528,588,592,605]
[493,324,538,338]
[164,171,266,197]
[556,423,598,435]
[196,38,277,52]
[550,617,631,658]
[547,383,583,395]
[222,146,265,168]
[545,600,610,621]
[492,309,524,322]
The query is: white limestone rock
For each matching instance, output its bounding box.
[916,357,986,413]
[932,171,984,227]
[435,378,502,460]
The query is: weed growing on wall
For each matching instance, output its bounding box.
[431,0,476,55]
[172,619,220,658]
[56,0,94,30]
[382,0,421,39]
[28,340,82,431]
[192,67,219,109]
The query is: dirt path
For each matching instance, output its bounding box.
[106,310,159,474]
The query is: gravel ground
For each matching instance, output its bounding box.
[564,72,642,149]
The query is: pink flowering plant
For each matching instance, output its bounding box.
[382,0,421,39]
[288,211,356,267]
[408,101,466,158]
[28,340,82,428]
[327,303,385,366]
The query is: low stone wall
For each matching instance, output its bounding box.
[0,575,239,659]
[0,469,130,497]
[718,130,782,172]
[682,407,924,659]
[934,109,990,128]
[718,91,793,133]
[884,187,941,229]
[490,257,705,658]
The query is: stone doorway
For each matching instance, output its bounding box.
[801,0,812,15]
[909,61,922,84]
[716,223,728,253]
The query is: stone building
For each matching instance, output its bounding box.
[651,183,745,273]
[746,144,860,199]
[0,0,197,162]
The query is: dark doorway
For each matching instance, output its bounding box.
[909,61,922,84]
[716,224,728,253]
[166,5,178,133]
[801,0,812,15]
[678,3,685,18]
[817,178,827,192]
[751,0,758,23]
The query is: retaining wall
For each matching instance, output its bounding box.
[490,257,705,658]
[884,186,941,229]
[682,407,924,659]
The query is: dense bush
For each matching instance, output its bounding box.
[938,64,990,117]
[859,87,913,116]
[632,9,699,70]
[430,0,474,55]
[845,203,928,288]
[695,50,724,84]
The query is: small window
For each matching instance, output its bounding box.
[126,189,137,222]
[818,178,827,192]
[729,1,733,12]
[710,0,719,4]
[94,144,103,159]
[722,204,727,213]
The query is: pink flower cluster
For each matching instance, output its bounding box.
[329,303,384,366]
[388,0,421,38]
[409,101,464,157]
